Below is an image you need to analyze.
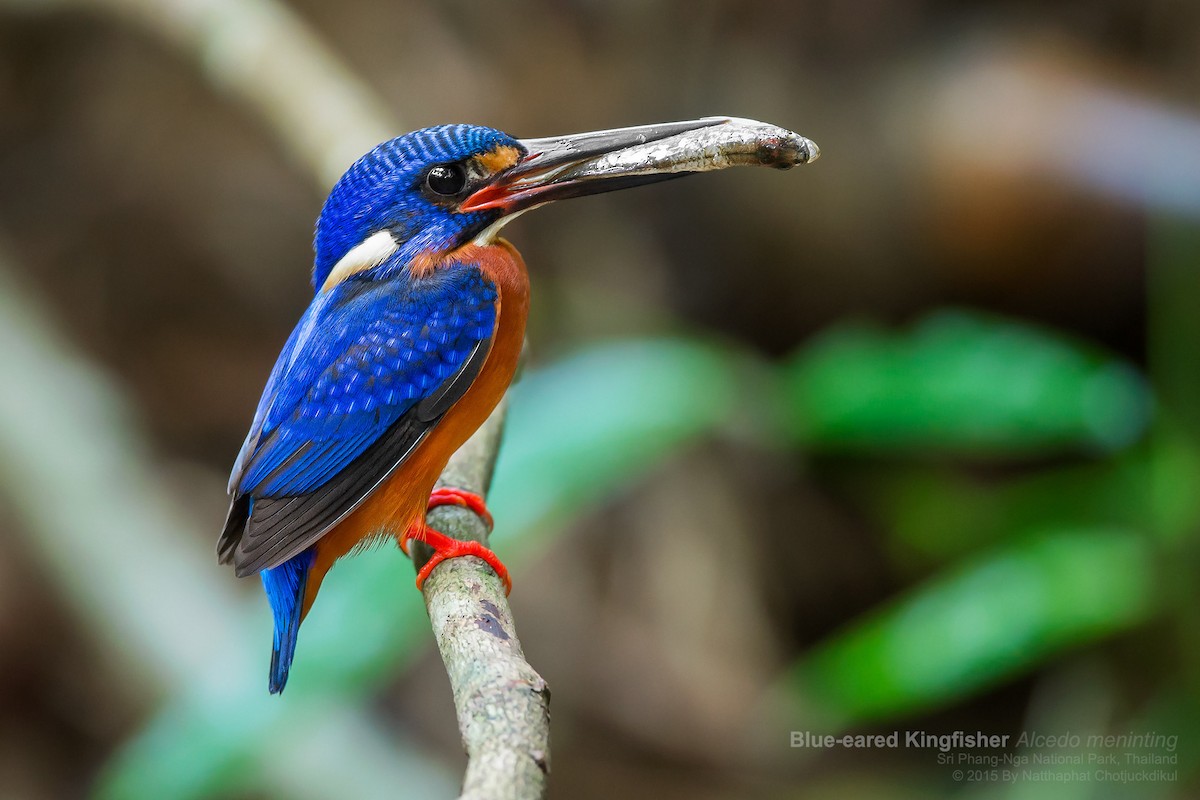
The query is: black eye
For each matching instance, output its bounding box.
[425,163,467,197]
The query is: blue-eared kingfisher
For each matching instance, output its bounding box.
[218,117,819,693]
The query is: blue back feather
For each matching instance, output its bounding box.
[234,265,498,496]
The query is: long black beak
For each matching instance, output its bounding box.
[460,116,819,213]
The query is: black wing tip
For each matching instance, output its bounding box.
[218,494,251,565]
[232,520,308,577]
[217,531,239,565]
[232,535,305,577]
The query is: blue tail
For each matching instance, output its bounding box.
[261,549,315,694]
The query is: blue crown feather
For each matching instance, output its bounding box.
[312,125,521,290]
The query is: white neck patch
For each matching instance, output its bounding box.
[472,206,537,246]
[322,230,399,291]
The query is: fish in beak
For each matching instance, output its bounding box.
[461,116,819,213]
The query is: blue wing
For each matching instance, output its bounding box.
[218,263,498,576]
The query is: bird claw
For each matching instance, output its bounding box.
[413,532,512,595]
[427,487,494,530]
[400,488,509,593]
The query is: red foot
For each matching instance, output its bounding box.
[398,488,492,555]
[413,526,512,595]
[427,487,494,530]
[399,488,510,594]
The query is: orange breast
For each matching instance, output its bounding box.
[300,240,530,615]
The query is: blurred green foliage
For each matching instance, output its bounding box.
[785,312,1150,456]
[795,527,1155,724]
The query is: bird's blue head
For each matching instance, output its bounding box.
[312,124,525,291]
[311,117,820,292]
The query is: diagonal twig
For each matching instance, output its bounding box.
[414,403,551,799]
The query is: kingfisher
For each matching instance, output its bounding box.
[218,117,818,693]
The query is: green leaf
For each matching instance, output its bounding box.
[785,311,1152,456]
[791,528,1156,725]
[868,455,1152,563]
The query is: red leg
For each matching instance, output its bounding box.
[427,487,494,530]
[411,525,511,595]
[399,488,491,554]
[400,488,509,594]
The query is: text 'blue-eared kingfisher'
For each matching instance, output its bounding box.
[218,116,819,692]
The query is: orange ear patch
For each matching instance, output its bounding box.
[474,145,521,175]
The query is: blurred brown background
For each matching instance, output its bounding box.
[0,0,1194,798]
